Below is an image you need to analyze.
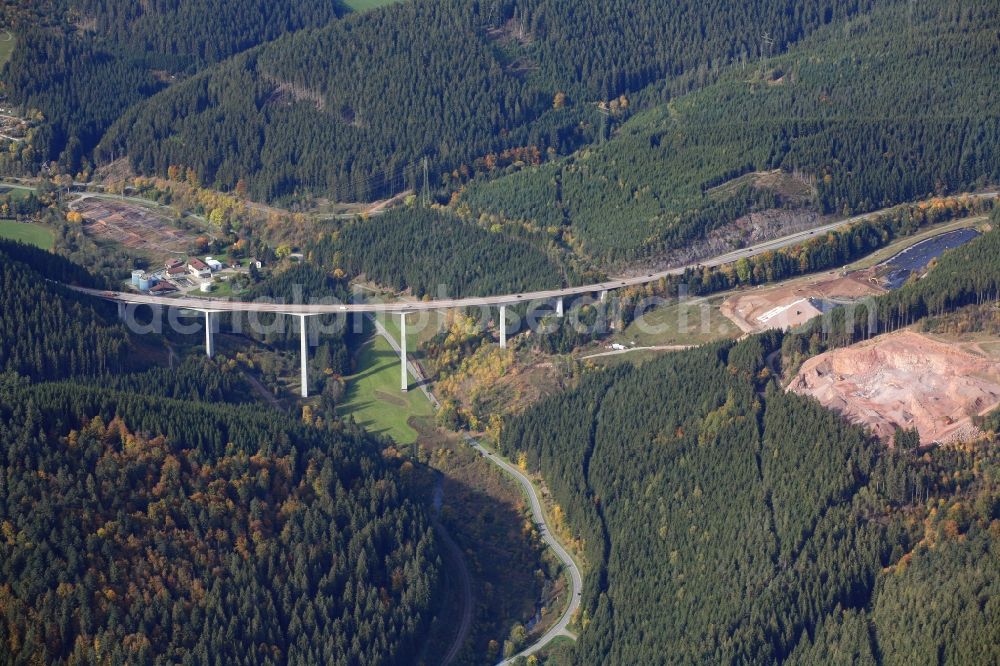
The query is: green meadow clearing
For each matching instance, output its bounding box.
[339,326,433,444]
[341,0,403,13]
[0,30,14,69]
[0,220,54,249]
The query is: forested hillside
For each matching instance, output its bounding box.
[0,382,440,664]
[2,20,160,174]
[510,0,860,99]
[0,240,444,664]
[501,335,1000,664]
[70,0,344,69]
[97,0,884,202]
[316,207,575,298]
[462,0,1000,262]
[97,0,568,202]
[96,357,253,404]
[1,0,346,173]
[0,240,126,380]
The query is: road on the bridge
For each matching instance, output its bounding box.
[69,191,997,315]
[66,190,996,663]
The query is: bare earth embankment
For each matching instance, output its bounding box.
[788,330,1000,445]
[722,271,882,333]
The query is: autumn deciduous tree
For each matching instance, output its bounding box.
[0,246,441,664]
[502,329,1000,665]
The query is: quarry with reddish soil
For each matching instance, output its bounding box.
[787,330,1000,445]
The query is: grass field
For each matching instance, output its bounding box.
[377,309,443,351]
[341,0,404,13]
[201,278,244,298]
[0,220,54,249]
[0,30,14,69]
[613,293,740,348]
[0,184,36,201]
[339,331,434,444]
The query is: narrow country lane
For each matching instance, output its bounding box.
[432,510,474,665]
[463,433,583,665]
[370,317,582,665]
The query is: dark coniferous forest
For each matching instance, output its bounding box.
[0,240,125,380]
[5,0,997,267]
[6,0,888,200]
[1,0,1000,663]
[498,216,1000,663]
[0,245,441,664]
[461,1,1000,262]
[501,333,1000,665]
[316,207,575,298]
[2,0,346,173]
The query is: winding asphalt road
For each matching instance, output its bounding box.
[463,434,583,665]
[370,318,582,664]
[65,190,996,662]
[364,317,468,663]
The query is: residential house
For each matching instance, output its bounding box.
[187,258,211,279]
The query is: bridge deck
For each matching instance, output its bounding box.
[68,193,997,315]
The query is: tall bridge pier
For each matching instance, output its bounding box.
[101,293,614,399]
[499,305,507,349]
[204,311,215,358]
[84,268,652,398]
[80,198,1000,399]
[400,312,408,392]
[197,309,314,397]
[298,314,310,398]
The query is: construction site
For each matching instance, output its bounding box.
[721,270,884,334]
[721,224,985,334]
